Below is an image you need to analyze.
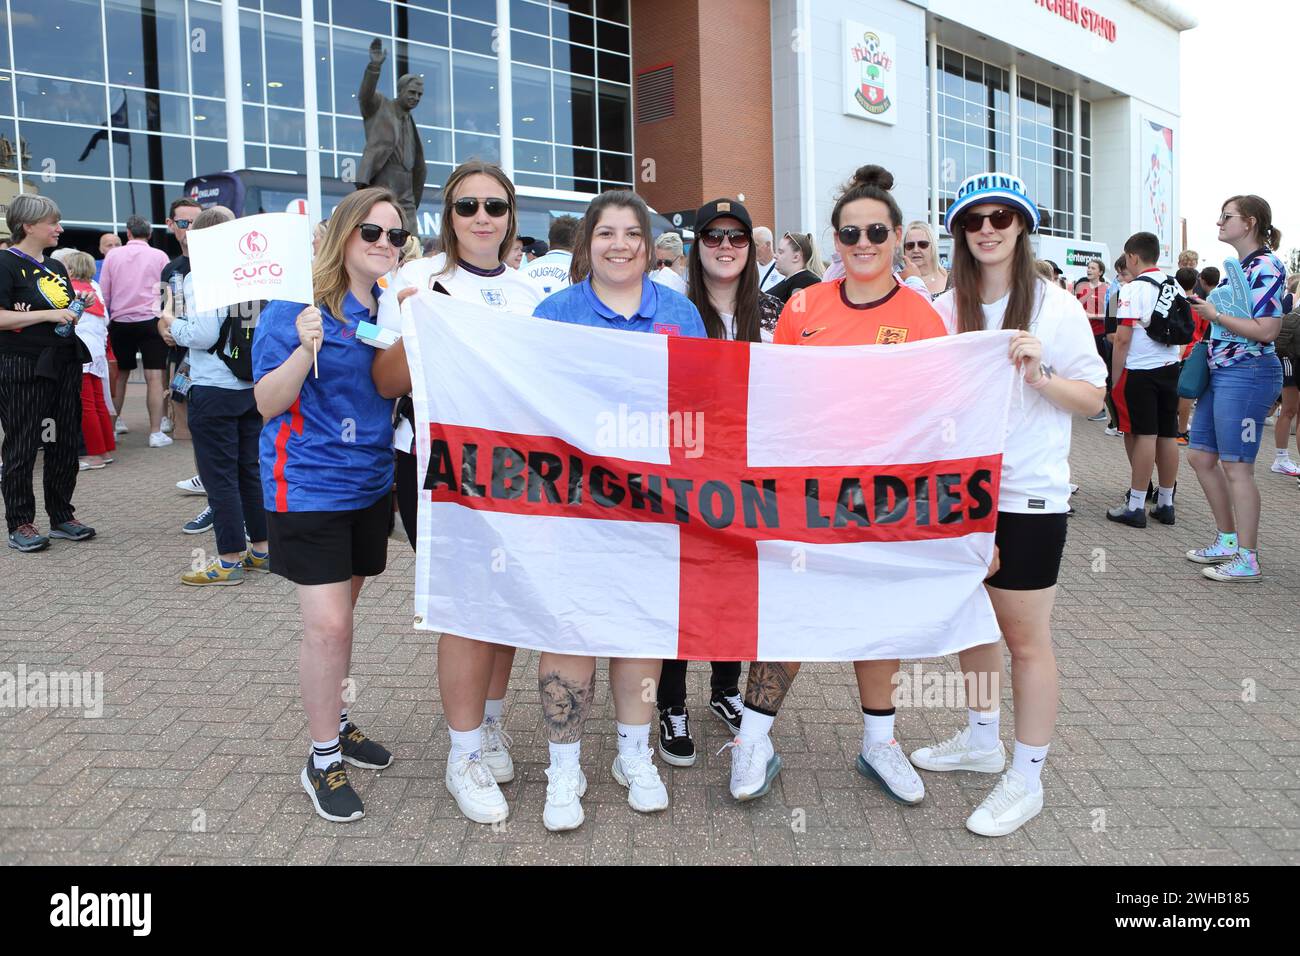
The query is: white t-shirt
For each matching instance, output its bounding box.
[521,249,573,297]
[757,259,782,293]
[1117,269,1182,370]
[933,280,1107,514]
[378,253,545,451]
[650,266,688,295]
[719,312,775,344]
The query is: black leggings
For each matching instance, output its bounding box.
[657,660,743,709]
[396,448,418,550]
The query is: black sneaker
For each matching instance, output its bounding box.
[1106,504,1147,528]
[300,757,364,822]
[709,687,744,735]
[1150,504,1175,525]
[658,706,696,767]
[339,722,393,770]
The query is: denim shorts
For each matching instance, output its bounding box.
[1188,352,1283,463]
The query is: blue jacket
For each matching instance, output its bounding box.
[533,276,706,337]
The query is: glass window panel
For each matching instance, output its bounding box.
[511,0,550,34]
[264,16,307,109]
[555,0,594,14]
[417,126,452,163]
[596,0,629,22]
[194,136,226,175]
[245,104,266,143]
[0,118,18,172]
[111,88,192,136]
[555,145,597,179]
[193,98,226,139]
[267,108,306,147]
[426,161,454,187]
[268,147,306,175]
[513,65,552,142]
[452,17,496,55]
[16,77,106,126]
[115,180,181,224]
[105,0,187,92]
[265,0,301,14]
[454,131,499,163]
[554,41,595,76]
[332,29,395,121]
[110,133,195,183]
[597,83,629,153]
[11,0,104,82]
[452,0,497,21]
[553,9,594,46]
[452,53,498,133]
[18,121,110,178]
[553,74,595,149]
[599,152,630,182]
[515,172,553,189]
[597,21,629,54]
[514,138,552,175]
[395,43,452,130]
[332,0,392,33]
[597,51,629,84]
[405,0,450,10]
[188,0,225,99]
[399,7,450,47]
[35,175,115,225]
[335,116,365,153]
[242,143,268,169]
[512,30,550,67]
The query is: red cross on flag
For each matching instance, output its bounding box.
[406,296,1017,662]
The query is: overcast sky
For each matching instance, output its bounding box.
[1179,0,1298,267]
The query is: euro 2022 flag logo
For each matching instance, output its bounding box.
[854,31,892,115]
[238,230,268,260]
[233,228,284,287]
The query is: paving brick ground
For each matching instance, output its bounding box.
[1,385,1297,865]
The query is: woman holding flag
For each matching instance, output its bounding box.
[253,187,404,822]
[372,161,542,826]
[912,171,1106,836]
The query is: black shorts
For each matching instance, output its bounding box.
[265,492,391,585]
[1115,363,1180,437]
[1283,356,1295,389]
[108,318,169,371]
[985,511,1068,591]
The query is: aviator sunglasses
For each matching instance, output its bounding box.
[960,208,1018,232]
[699,227,750,249]
[837,223,892,246]
[357,223,411,246]
[904,239,930,250]
[452,197,511,218]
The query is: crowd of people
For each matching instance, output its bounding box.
[0,154,1289,842]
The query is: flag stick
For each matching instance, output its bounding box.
[312,337,319,378]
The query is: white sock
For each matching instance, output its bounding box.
[483,697,505,725]
[862,709,895,750]
[548,740,580,769]
[338,709,349,734]
[448,724,482,762]
[312,737,341,771]
[967,708,1000,751]
[1010,740,1049,791]
[1157,486,1175,508]
[1275,446,1289,460]
[1127,488,1145,511]
[616,721,650,756]
[738,706,774,744]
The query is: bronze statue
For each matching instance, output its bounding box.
[357,38,425,235]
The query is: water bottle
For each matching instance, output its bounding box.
[55,298,84,337]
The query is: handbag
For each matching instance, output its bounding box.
[1177,341,1209,399]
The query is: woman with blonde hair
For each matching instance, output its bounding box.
[60,250,115,471]
[902,220,948,296]
[767,230,823,305]
[253,186,406,822]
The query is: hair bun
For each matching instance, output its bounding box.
[851,164,894,192]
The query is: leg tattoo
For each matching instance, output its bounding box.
[539,669,596,744]
[744,661,797,714]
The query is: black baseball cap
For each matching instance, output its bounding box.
[516,235,535,246]
[525,239,549,256]
[695,198,753,234]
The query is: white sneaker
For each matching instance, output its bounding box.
[542,764,587,832]
[444,752,509,824]
[909,726,1006,773]
[856,739,925,804]
[161,415,174,434]
[1270,458,1300,476]
[1104,426,1120,437]
[114,420,129,435]
[966,769,1043,837]
[148,431,173,448]
[176,475,206,495]
[481,719,514,783]
[722,734,781,801]
[611,748,669,812]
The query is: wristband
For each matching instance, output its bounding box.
[1026,364,1054,390]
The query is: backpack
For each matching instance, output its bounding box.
[1135,275,1195,346]
[1276,311,1300,364]
[208,300,264,382]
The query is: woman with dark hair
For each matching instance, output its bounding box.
[1077,259,1110,423]
[908,171,1106,838]
[1184,194,1287,582]
[529,189,705,832]
[724,165,950,810]
[252,186,404,823]
[372,160,543,826]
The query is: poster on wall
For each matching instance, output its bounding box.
[1140,119,1174,265]
[843,22,897,126]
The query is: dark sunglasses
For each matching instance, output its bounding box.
[452,197,511,218]
[655,258,676,269]
[699,227,750,249]
[904,240,930,250]
[172,218,193,230]
[960,208,1018,233]
[357,223,410,246]
[837,223,892,246]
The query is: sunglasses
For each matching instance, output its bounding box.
[904,240,930,251]
[699,227,750,249]
[960,208,1018,233]
[655,258,676,269]
[837,223,892,246]
[357,223,411,246]
[452,197,511,218]
[172,219,193,230]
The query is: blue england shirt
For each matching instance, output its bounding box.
[533,275,706,337]
[253,292,395,512]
